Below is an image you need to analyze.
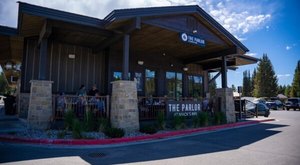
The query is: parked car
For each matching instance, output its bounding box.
[246,102,270,117]
[0,95,6,106]
[285,98,300,110]
[266,101,278,110]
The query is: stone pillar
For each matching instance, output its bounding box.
[215,88,236,123]
[27,80,53,129]
[110,80,139,132]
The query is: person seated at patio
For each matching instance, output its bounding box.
[87,84,99,96]
[89,93,105,115]
[203,98,209,112]
[77,84,87,96]
[76,94,87,118]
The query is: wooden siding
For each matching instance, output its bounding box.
[21,38,106,94]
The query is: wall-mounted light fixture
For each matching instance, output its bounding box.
[137,60,144,65]
[170,63,174,67]
[183,67,188,71]
[68,54,76,59]
[163,53,166,56]
[192,30,197,34]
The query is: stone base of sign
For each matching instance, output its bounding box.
[27,80,53,129]
[110,80,139,132]
[18,93,30,119]
[215,88,236,123]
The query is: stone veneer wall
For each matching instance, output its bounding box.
[110,80,139,132]
[27,80,53,129]
[215,88,236,123]
[18,93,30,119]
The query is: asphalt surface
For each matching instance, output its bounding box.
[0,110,300,165]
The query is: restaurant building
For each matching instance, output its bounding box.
[0,2,257,130]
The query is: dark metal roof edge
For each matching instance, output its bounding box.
[0,26,18,36]
[104,5,198,23]
[18,1,105,28]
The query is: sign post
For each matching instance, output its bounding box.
[238,86,243,120]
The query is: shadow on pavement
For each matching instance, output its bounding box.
[0,122,288,164]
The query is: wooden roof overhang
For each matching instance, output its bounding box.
[102,5,258,71]
[16,2,115,48]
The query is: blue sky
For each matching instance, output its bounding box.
[0,0,299,87]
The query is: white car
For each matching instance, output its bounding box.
[0,95,6,106]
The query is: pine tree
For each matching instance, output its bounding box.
[231,84,236,92]
[278,85,286,95]
[253,54,278,97]
[242,70,252,96]
[290,60,300,97]
[251,69,256,96]
[285,85,292,97]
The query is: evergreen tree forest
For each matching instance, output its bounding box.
[241,55,299,98]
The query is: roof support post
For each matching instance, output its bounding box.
[221,55,227,88]
[122,34,130,80]
[38,38,48,80]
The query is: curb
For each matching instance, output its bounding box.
[0,119,275,146]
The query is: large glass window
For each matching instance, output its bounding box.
[166,72,182,99]
[188,75,203,98]
[145,69,156,96]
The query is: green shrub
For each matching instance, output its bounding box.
[57,130,66,139]
[84,110,96,132]
[64,109,75,131]
[140,125,157,134]
[172,115,186,130]
[199,112,209,126]
[72,119,83,139]
[156,111,166,130]
[97,118,110,132]
[104,127,125,138]
[213,111,227,125]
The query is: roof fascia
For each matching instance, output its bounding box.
[17,2,105,28]
[0,26,18,36]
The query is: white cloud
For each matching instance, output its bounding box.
[277,74,291,78]
[0,0,275,40]
[245,52,257,57]
[286,46,292,50]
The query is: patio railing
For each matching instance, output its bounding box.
[138,97,168,120]
[52,95,110,120]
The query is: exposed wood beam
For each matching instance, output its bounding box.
[183,46,237,65]
[94,17,141,52]
[48,19,114,37]
[38,20,52,46]
[202,60,235,70]
[209,72,220,84]
[123,17,141,33]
